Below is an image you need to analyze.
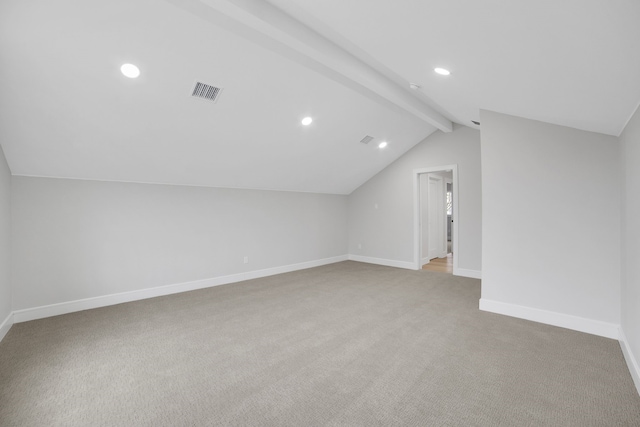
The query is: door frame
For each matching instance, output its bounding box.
[413,165,459,271]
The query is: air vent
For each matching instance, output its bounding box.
[360,135,374,144]
[191,82,223,103]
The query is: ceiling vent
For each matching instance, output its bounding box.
[191,82,223,103]
[360,135,375,144]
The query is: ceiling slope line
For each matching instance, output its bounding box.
[165,0,453,132]
[264,4,459,125]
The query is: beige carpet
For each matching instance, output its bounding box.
[1,261,639,426]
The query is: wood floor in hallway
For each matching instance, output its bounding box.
[422,253,453,273]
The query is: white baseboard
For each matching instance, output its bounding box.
[453,267,482,279]
[479,298,619,339]
[0,311,13,343]
[12,255,349,323]
[348,254,416,270]
[619,327,640,397]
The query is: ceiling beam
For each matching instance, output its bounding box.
[165,0,453,132]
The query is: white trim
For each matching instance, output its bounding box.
[12,174,348,196]
[0,312,13,343]
[479,298,619,339]
[348,254,415,270]
[453,268,482,279]
[619,327,640,397]
[13,255,348,323]
[421,257,430,266]
[413,165,459,272]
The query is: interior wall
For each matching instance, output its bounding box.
[0,145,11,325]
[480,110,620,332]
[11,177,348,311]
[620,103,640,390]
[348,124,482,273]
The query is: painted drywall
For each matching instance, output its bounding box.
[11,177,348,310]
[620,103,640,391]
[348,124,481,273]
[0,145,11,327]
[480,110,620,329]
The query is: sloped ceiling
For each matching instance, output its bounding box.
[268,0,640,136]
[1,0,639,195]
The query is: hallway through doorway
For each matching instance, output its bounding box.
[422,253,453,274]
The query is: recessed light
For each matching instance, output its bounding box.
[120,63,140,78]
[434,67,450,76]
[378,141,388,149]
[301,117,313,126]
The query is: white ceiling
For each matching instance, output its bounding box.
[268,0,640,136]
[1,0,639,195]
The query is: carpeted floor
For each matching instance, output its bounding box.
[1,261,639,426]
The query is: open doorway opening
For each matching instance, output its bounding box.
[413,165,459,273]
[446,178,453,255]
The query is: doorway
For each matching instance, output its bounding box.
[445,178,453,254]
[413,165,459,273]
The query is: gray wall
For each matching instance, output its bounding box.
[12,177,348,310]
[0,146,10,324]
[480,110,620,324]
[348,124,482,272]
[620,104,640,382]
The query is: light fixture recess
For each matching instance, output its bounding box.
[301,117,313,126]
[120,63,140,78]
[378,141,388,149]
[434,67,450,76]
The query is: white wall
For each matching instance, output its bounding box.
[620,103,640,391]
[11,177,348,311]
[480,110,620,337]
[0,145,11,330]
[348,124,482,273]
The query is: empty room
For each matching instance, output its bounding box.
[1,0,640,425]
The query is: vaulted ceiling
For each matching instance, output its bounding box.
[1,0,639,194]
